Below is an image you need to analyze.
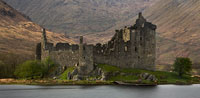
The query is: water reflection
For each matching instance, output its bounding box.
[0,85,200,98]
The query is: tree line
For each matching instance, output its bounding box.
[0,53,34,78]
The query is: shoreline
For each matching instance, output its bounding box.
[0,79,199,86]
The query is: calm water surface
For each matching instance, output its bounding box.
[0,85,200,98]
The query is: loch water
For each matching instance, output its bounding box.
[0,85,200,98]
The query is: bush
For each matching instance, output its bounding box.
[14,60,43,79]
[173,57,192,77]
[41,57,57,77]
[14,57,57,79]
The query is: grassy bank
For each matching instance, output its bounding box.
[97,64,200,85]
[0,79,113,85]
[1,64,200,85]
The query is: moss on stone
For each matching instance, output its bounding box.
[60,67,75,80]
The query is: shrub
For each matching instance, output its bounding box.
[173,57,192,77]
[14,57,57,79]
[41,57,57,77]
[14,60,43,79]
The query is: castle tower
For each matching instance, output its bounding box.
[135,12,146,29]
[79,36,84,66]
[78,36,94,75]
[138,12,142,18]
[40,28,52,61]
[35,28,48,60]
[42,28,47,50]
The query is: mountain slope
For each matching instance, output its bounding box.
[0,0,74,56]
[143,0,200,65]
[4,0,159,34]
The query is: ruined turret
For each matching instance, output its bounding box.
[77,36,94,78]
[79,36,84,61]
[40,28,54,61]
[35,28,47,60]
[41,28,47,50]
[138,12,143,18]
[134,12,147,29]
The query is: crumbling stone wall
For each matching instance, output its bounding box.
[93,13,156,70]
[36,28,80,70]
[41,44,79,68]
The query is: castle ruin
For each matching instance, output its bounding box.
[36,13,157,76]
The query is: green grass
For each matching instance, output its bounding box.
[98,64,121,72]
[57,64,200,85]
[110,75,138,81]
[59,67,75,80]
[97,64,199,84]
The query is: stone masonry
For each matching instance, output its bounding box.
[36,13,157,75]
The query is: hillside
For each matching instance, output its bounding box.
[4,0,159,34]
[0,0,74,56]
[143,0,200,65]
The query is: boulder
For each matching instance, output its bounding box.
[72,75,79,81]
[97,68,102,76]
[53,77,57,80]
[147,75,154,81]
[101,72,106,81]
[140,73,157,82]
[140,73,150,79]
[73,75,84,81]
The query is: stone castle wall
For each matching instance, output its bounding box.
[36,13,157,72]
[36,38,80,68]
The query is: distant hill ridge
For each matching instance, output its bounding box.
[0,0,75,56]
[4,0,159,34]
